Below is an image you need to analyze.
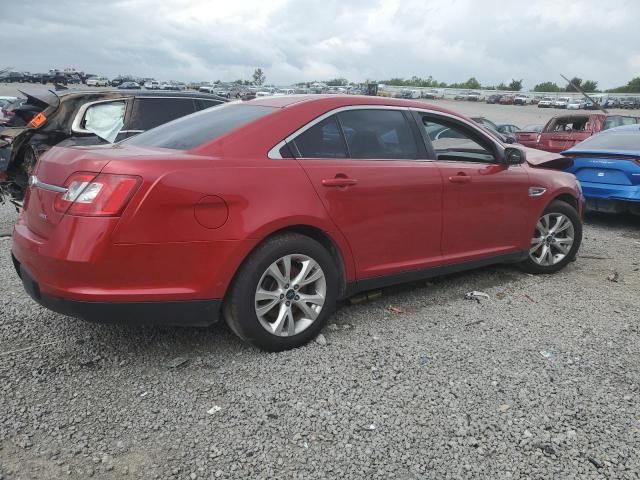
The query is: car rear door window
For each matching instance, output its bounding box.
[125,104,276,150]
[292,116,348,158]
[127,98,196,131]
[337,109,418,159]
[420,115,497,163]
[82,101,127,143]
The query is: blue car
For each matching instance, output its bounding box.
[563,125,640,215]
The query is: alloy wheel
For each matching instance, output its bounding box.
[254,254,326,337]
[529,213,575,266]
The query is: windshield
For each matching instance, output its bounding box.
[125,103,276,150]
[572,127,640,151]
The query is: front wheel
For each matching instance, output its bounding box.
[520,200,582,274]
[224,233,339,351]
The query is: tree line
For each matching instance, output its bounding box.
[218,69,640,94]
[303,75,640,94]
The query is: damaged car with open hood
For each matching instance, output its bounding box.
[0,89,227,196]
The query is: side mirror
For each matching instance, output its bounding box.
[504,147,525,165]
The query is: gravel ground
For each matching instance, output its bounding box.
[1,202,640,479]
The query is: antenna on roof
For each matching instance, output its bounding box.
[560,74,608,114]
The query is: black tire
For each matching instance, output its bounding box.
[224,233,339,351]
[520,200,582,274]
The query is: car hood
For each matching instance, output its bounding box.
[521,146,573,169]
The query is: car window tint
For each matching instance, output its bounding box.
[125,104,276,150]
[603,117,622,130]
[128,98,196,130]
[82,101,126,143]
[194,99,224,111]
[421,116,496,163]
[292,116,348,158]
[573,128,640,151]
[337,109,417,159]
[548,116,590,132]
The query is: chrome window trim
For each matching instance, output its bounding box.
[267,104,504,160]
[267,105,411,160]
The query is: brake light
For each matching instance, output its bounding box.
[27,112,47,128]
[54,172,141,216]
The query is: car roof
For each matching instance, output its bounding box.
[246,94,458,115]
[595,124,640,134]
[18,88,228,106]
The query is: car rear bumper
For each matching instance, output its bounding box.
[581,181,640,202]
[12,253,222,326]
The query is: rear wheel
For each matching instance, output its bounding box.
[224,233,339,351]
[520,200,582,274]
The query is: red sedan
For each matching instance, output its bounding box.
[12,96,584,351]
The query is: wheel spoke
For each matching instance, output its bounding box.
[272,303,288,335]
[535,244,548,264]
[549,215,566,234]
[543,245,554,265]
[530,241,544,255]
[281,255,292,284]
[554,242,570,255]
[267,262,286,288]
[555,219,572,234]
[255,288,280,302]
[296,300,318,321]
[297,292,325,307]
[256,298,279,317]
[286,309,296,336]
[292,259,322,287]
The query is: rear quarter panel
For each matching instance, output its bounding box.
[103,157,356,292]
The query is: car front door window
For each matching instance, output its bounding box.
[421,117,497,163]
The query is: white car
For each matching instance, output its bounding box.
[537,96,555,108]
[514,94,532,105]
[144,80,160,89]
[553,97,571,109]
[274,88,295,96]
[567,99,585,110]
[86,77,109,87]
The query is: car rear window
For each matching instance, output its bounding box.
[573,128,640,151]
[546,116,590,132]
[125,103,276,150]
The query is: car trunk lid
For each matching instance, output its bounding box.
[566,153,640,186]
[24,146,112,238]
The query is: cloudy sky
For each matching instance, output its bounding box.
[3,0,639,89]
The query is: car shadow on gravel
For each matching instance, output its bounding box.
[61,263,528,358]
[585,211,640,234]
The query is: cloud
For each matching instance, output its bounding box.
[1,0,638,89]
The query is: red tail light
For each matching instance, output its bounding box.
[54,172,141,216]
